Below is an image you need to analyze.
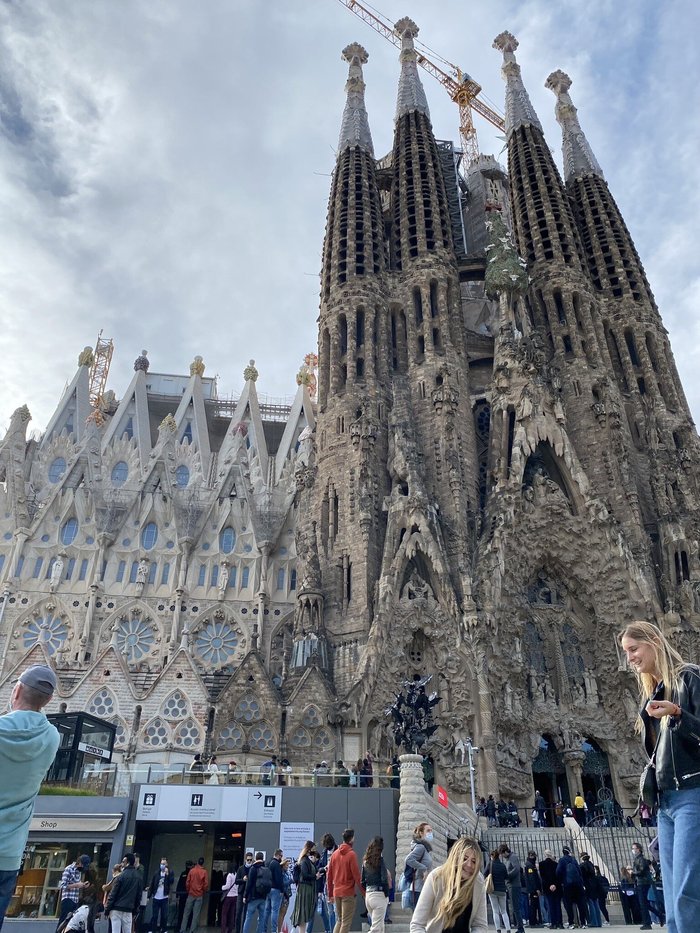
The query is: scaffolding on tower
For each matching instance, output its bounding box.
[88,330,114,410]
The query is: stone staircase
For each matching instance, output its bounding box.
[382,906,413,933]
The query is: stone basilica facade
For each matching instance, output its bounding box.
[1,23,699,810]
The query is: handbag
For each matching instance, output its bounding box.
[485,871,494,895]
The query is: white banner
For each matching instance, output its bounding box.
[136,785,282,822]
[279,822,315,857]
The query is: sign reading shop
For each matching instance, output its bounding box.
[136,785,282,823]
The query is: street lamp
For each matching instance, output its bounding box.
[465,738,479,815]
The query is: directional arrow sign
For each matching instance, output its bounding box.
[254,791,262,799]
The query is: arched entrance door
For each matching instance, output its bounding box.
[532,734,568,819]
[581,737,615,821]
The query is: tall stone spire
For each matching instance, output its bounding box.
[338,43,374,156]
[492,31,543,137]
[545,70,604,182]
[394,17,430,121]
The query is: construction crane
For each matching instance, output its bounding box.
[336,0,505,164]
[88,330,114,410]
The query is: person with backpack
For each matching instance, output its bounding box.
[292,843,318,932]
[404,823,433,910]
[555,847,587,930]
[327,828,363,933]
[234,856,253,933]
[361,837,390,933]
[262,850,285,933]
[243,853,272,933]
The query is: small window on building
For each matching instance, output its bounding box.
[198,564,206,587]
[220,526,236,554]
[78,559,88,581]
[129,561,139,583]
[65,558,76,580]
[211,565,219,588]
[161,562,170,585]
[32,557,44,579]
[175,465,190,488]
[116,560,126,583]
[111,461,129,486]
[148,562,157,584]
[277,568,285,590]
[241,567,250,588]
[60,518,79,547]
[48,457,67,484]
[141,522,158,550]
[290,569,297,590]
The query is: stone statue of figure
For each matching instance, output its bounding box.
[49,554,64,592]
[219,560,229,592]
[136,559,149,585]
[680,579,694,619]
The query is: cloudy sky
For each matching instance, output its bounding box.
[0,0,698,433]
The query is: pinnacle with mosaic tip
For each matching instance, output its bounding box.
[492,30,543,137]
[337,41,374,156]
[394,16,430,121]
[546,69,604,182]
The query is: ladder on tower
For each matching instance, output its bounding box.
[88,331,114,410]
[436,140,468,259]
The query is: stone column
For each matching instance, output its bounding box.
[563,749,585,801]
[396,753,427,871]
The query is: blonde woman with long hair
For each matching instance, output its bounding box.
[409,836,487,933]
[621,620,700,933]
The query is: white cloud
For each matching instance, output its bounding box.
[0,0,697,430]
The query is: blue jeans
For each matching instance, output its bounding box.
[0,869,19,932]
[152,897,169,931]
[586,896,601,927]
[659,786,700,933]
[263,889,282,933]
[243,899,266,933]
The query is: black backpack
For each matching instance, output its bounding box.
[254,866,273,899]
[292,862,301,885]
[565,858,582,887]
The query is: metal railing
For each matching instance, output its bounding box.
[42,764,400,797]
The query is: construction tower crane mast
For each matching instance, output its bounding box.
[336,0,505,164]
[88,330,114,411]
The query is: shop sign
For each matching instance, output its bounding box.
[136,785,282,822]
[77,741,112,760]
[30,814,123,832]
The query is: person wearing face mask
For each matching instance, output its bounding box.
[292,842,318,932]
[148,858,175,933]
[404,823,434,910]
[409,836,487,933]
[235,857,254,933]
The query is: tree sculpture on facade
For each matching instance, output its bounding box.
[386,673,441,753]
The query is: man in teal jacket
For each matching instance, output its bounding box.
[0,665,60,930]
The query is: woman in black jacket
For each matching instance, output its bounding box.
[621,620,700,933]
[483,850,510,932]
[538,851,562,930]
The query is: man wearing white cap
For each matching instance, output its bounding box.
[0,665,60,931]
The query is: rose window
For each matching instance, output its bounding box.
[195,619,239,665]
[116,616,155,662]
[143,718,169,747]
[162,690,188,719]
[302,705,322,728]
[88,689,116,717]
[23,615,68,656]
[313,729,332,749]
[174,718,201,748]
[216,722,245,751]
[290,727,311,748]
[249,722,274,750]
[235,694,262,722]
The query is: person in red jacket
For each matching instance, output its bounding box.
[327,829,364,933]
[180,858,209,933]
